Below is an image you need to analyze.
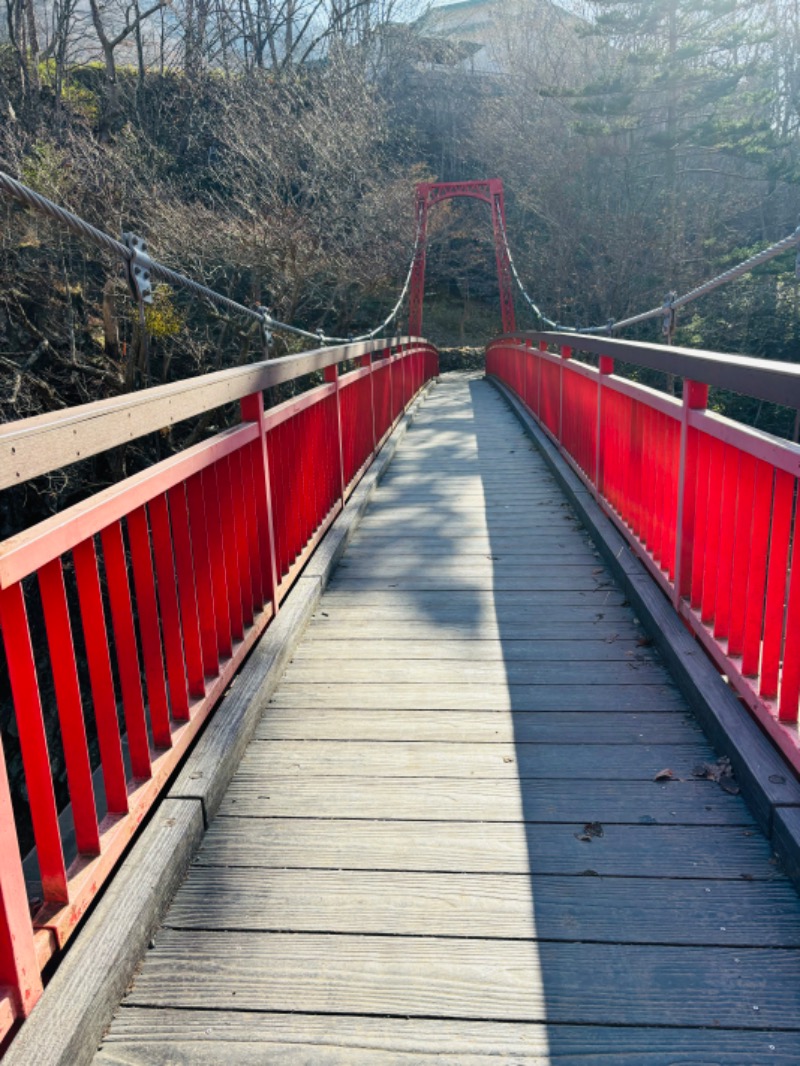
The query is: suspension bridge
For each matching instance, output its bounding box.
[2,177,800,1063]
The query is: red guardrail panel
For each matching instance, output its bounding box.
[486,334,800,770]
[0,339,437,1044]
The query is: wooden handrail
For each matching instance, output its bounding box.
[496,331,800,410]
[0,337,428,490]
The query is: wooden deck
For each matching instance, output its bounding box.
[95,374,800,1064]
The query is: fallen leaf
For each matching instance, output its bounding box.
[502,756,514,764]
[654,768,674,781]
[692,757,737,794]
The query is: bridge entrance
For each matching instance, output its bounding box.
[408,179,516,337]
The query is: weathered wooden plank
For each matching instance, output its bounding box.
[93,1010,800,1066]
[293,638,652,662]
[165,868,800,946]
[4,800,205,1066]
[310,601,634,622]
[220,775,754,824]
[327,574,614,592]
[240,740,711,780]
[345,548,597,562]
[280,658,667,686]
[268,683,685,711]
[200,817,777,878]
[347,533,593,548]
[320,589,627,606]
[255,709,704,744]
[305,620,647,641]
[124,930,800,1029]
[337,558,606,575]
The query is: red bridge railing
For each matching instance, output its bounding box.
[488,331,800,770]
[0,337,437,1040]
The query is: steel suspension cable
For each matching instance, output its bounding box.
[0,170,420,347]
[497,207,800,337]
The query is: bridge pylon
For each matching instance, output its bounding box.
[408,179,515,338]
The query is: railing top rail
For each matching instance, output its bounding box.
[0,336,430,491]
[491,331,800,410]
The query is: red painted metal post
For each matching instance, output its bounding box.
[0,736,42,1017]
[128,506,173,747]
[558,345,572,444]
[186,473,221,673]
[408,193,428,337]
[490,184,516,334]
[0,584,69,903]
[72,538,129,813]
[38,559,101,854]
[240,392,279,615]
[597,355,614,495]
[168,483,207,698]
[325,363,346,504]
[674,380,709,607]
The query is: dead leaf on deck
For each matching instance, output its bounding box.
[654,768,674,781]
[575,821,604,842]
[692,757,740,794]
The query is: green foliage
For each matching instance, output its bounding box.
[19,142,72,199]
[140,287,185,339]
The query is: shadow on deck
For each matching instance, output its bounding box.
[93,374,800,1064]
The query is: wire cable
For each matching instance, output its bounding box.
[496,206,800,336]
[0,170,420,346]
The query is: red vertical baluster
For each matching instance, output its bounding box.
[240,442,266,613]
[228,450,254,628]
[148,496,189,719]
[286,416,299,564]
[701,439,726,624]
[742,462,773,677]
[559,345,571,443]
[597,356,613,495]
[291,411,304,554]
[713,445,740,640]
[100,522,151,777]
[690,433,711,610]
[365,354,377,453]
[168,483,206,698]
[270,423,287,584]
[203,463,234,654]
[216,455,244,641]
[625,396,637,531]
[326,363,346,505]
[676,379,710,599]
[186,473,220,677]
[640,406,652,549]
[779,486,800,722]
[761,469,793,699]
[127,507,172,748]
[38,559,101,853]
[0,584,68,902]
[666,419,680,582]
[0,733,42,1014]
[727,453,757,656]
[72,540,128,813]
